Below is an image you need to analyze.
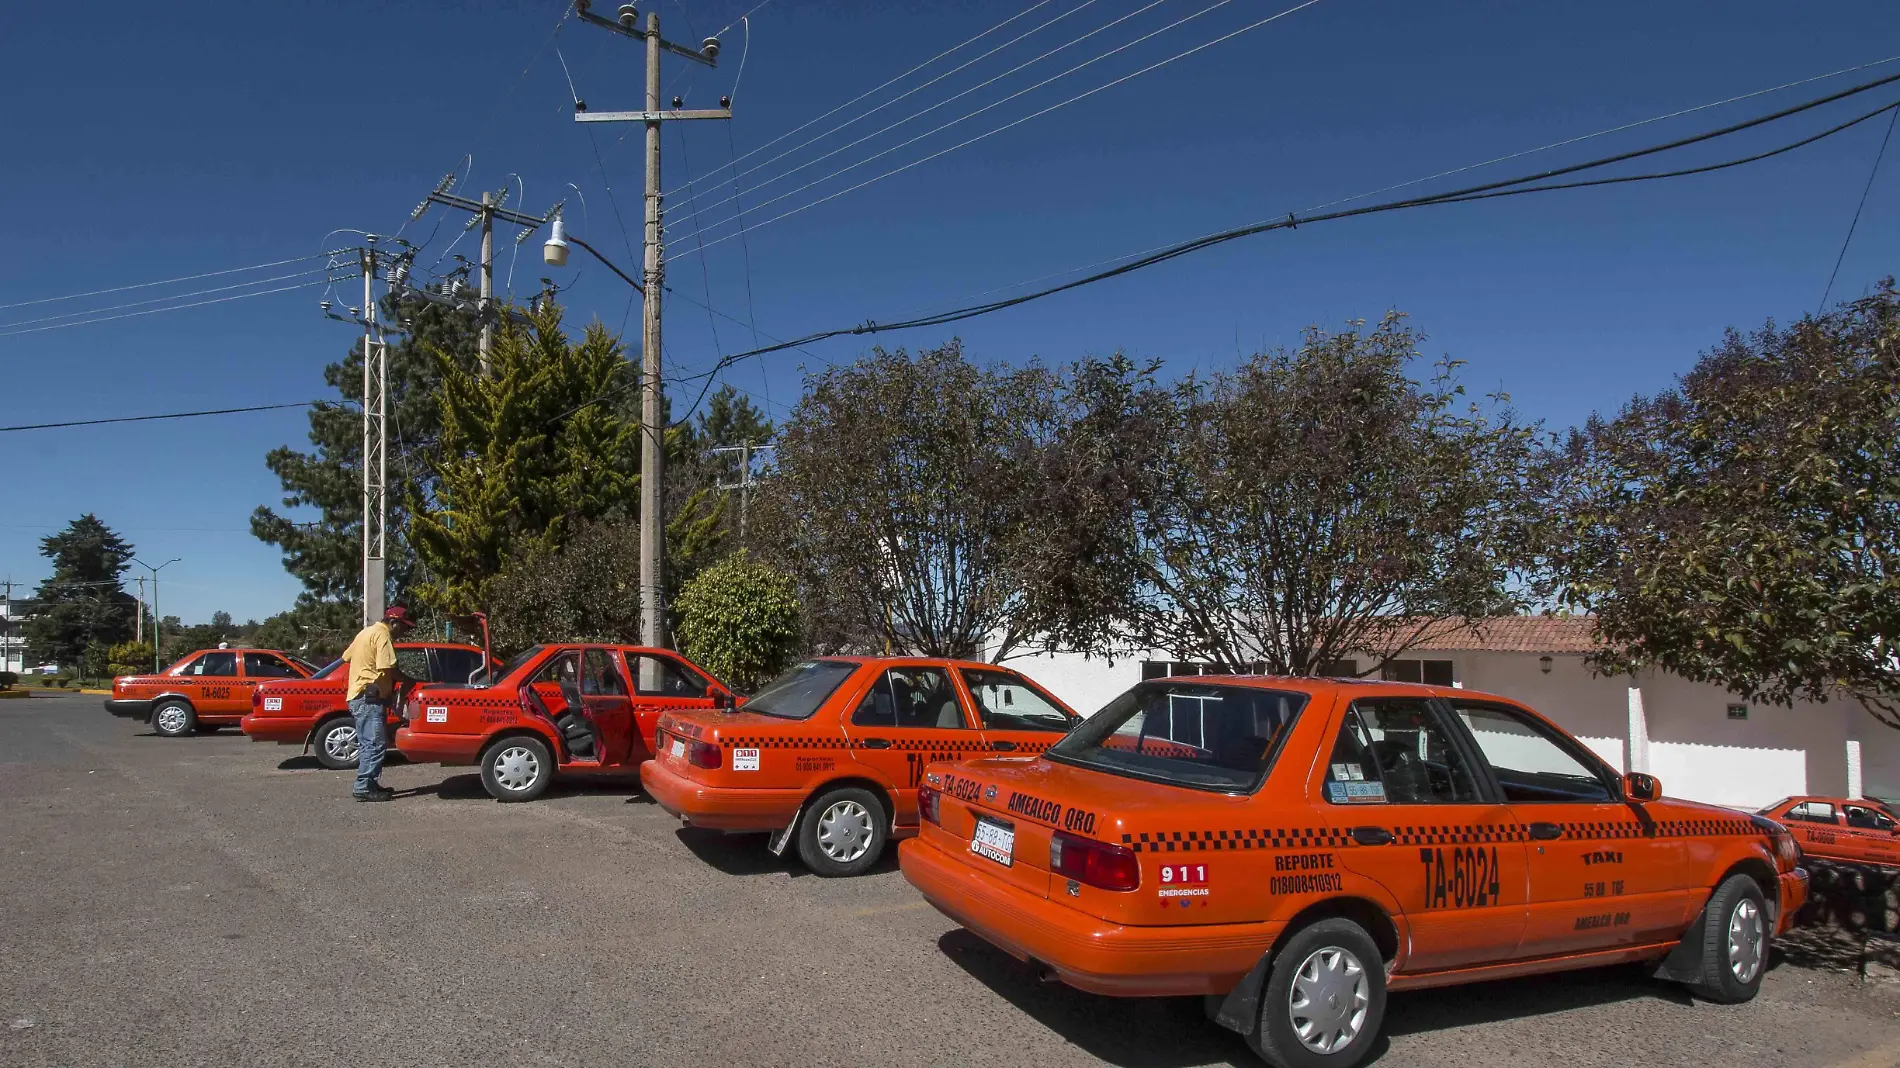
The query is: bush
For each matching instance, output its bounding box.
[52,677,70,688]
[107,640,154,678]
[675,551,803,692]
[0,671,16,690]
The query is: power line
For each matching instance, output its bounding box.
[671,0,1065,196]
[0,402,317,434]
[0,267,332,331]
[1819,103,1900,312]
[0,251,339,312]
[0,279,335,338]
[676,0,1325,260]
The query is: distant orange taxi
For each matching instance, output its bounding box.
[105,647,314,737]
[640,657,1078,876]
[1758,795,1900,869]
[900,676,1807,1068]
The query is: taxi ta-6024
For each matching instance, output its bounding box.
[899,676,1807,1068]
[641,656,1078,877]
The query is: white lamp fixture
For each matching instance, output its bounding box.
[543,216,569,267]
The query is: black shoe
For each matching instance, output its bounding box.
[353,786,394,802]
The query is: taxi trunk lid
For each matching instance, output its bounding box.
[928,755,1263,927]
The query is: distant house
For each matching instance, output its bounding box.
[1006,616,1898,811]
[0,599,37,675]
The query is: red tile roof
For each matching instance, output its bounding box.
[1404,616,1600,654]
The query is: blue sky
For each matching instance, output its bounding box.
[2,0,1896,623]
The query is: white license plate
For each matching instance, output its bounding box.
[971,817,1015,867]
[669,737,686,759]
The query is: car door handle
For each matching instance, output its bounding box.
[860,738,891,749]
[1351,826,1393,846]
[1529,822,1564,841]
[990,740,1018,751]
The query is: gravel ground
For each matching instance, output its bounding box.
[4,692,1899,1068]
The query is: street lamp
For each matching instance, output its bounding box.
[131,558,180,673]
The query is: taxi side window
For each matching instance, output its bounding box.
[1845,805,1894,831]
[395,649,431,681]
[1324,698,1479,805]
[1451,702,1614,803]
[243,653,299,678]
[629,654,708,697]
[852,667,968,729]
[582,649,629,697]
[1786,801,1839,825]
[191,651,238,677]
[958,668,1071,733]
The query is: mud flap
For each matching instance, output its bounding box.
[1207,950,1274,1035]
[1653,903,1709,983]
[768,809,800,856]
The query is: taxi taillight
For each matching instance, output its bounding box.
[686,739,721,770]
[251,689,263,714]
[1050,831,1139,892]
[918,784,941,826]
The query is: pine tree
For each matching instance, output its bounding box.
[25,514,137,672]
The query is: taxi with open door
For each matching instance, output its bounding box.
[105,648,315,737]
[640,656,1078,877]
[1758,795,1900,869]
[393,643,732,801]
[899,676,1807,1068]
[240,642,491,769]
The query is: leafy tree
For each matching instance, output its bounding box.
[757,342,1058,659]
[251,299,479,617]
[24,515,136,672]
[250,601,360,664]
[408,303,641,616]
[484,519,644,654]
[672,384,776,551]
[1051,314,1545,674]
[107,640,154,678]
[675,551,803,691]
[1551,282,1900,727]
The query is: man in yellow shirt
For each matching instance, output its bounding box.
[343,605,417,801]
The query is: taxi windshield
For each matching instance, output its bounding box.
[480,645,546,688]
[744,660,860,720]
[1047,681,1306,793]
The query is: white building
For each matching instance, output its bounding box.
[0,599,32,675]
[1006,616,1900,811]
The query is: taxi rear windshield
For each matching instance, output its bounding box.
[1046,681,1306,793]
[744,660,860,720]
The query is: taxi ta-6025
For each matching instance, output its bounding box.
[640,656,1078,877]
[105,648,315,737]
[899,676,1807,1068]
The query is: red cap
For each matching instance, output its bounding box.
[384,605,416,626]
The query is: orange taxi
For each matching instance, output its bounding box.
[641,657,1078,876]
[394,643,733,801]
[105,647,315,737]
[899,675,1807,1068]
[1758,795,1900,869]
[240,642,491,769]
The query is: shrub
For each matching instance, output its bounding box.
[675,551,804,693]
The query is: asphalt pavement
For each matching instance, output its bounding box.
[4,692,1899,1068]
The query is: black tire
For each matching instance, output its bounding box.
[151,700,196,738]
[479,735,554,802]
[312,716,359,771]
[1686,873,1770,1003]
[1248,918,1387,1068]
[795,786,888,877]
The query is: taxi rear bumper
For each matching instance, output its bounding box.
[639,758,806,831]
[239,713,312,745]
[1777,868,1809,934]
[393,727,484,766]
[899,833,1282,998]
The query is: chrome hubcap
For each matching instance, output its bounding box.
[1728,898,1764,983]
[815,799,874,863]
[155,706,187,734]
[1288,946,1369,1054]
[322,724,358,762]
[493,746,540,792]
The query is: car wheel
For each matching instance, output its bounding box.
[480,736,553,802]
[1688,873,1770,1003]
[152,700,196,738]
[312,716,359,771]
[795,787,887,877]
[1248,918,1386,1068]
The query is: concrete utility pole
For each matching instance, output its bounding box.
[131,558,178,672]
[479,191,495,372]
[574,0,729,649]
[712,442,776,542]
[134,575,145,644]
[408,177,561,378]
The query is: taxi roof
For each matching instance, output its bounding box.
[1145,673,1509,704]
[813,654,1018,672]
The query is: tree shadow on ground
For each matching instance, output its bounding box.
[671,827,904,879]
[394,772,639,803]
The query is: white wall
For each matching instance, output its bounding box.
[1006,648,1143,717]
[1449,651,1630,774]
[1845,704,1900,801]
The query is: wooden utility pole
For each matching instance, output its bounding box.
[574,0,729,648]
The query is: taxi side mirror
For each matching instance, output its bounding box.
[1623,772,1661,803]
